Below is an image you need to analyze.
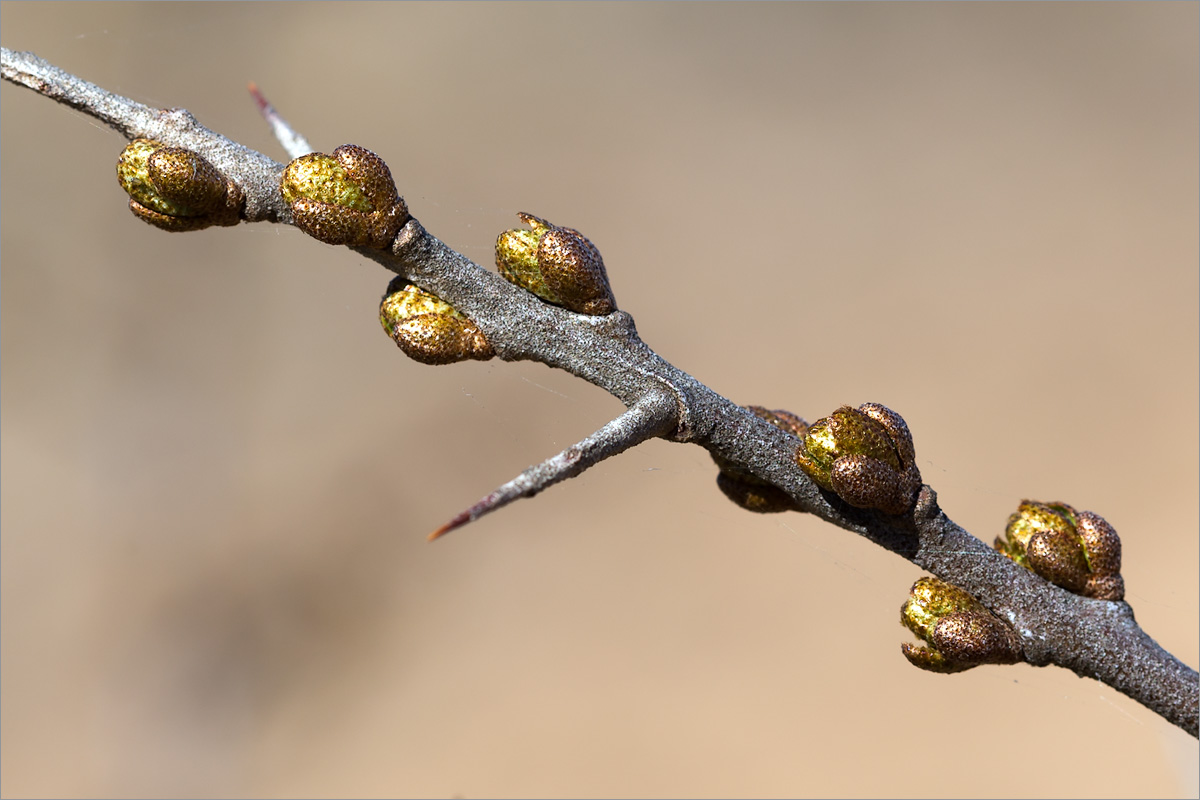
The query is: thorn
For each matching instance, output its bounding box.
[247,81,268,113]
[427,485,532,542]
[424,389,678,542]
[429,510,472,542]
[247,81,312,159]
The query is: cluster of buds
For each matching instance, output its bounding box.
[280,144,408,249]
[116,139,243,231]
[495,213,616,315]
[995,501,1124,601]
[379,278,493,365]
[712,406,809,513]
[795,403,921,515]
[900,577,1023,673]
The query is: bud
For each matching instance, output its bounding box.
[116,139,242,231]
[995,501,1124,600]
[495,213,616,315]
[281,144,408,249]
[712,406,809,514]
[795,403,920,515]
[900,577,1023,673]
[380,279,493,365]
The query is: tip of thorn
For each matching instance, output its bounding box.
[428,511,471,542]
[247,82,268,111]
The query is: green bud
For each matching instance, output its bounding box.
[116,139,242,231]
[495,213,616,315]
[795,403,920,515]
[281,144,408,249]
[995,501,1124,600]
[380,279,493,365]
[900,577,1023,673]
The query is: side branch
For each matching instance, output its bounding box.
[429,387,679,539]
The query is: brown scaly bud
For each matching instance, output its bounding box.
[795,403,921,515]
[379,278,493,365]
[495,213,616,315]
[116,139,243,231]
[712,406,809,513]
[995,501,1124,601]
[900,577,1023,673]
[280,144,408,249]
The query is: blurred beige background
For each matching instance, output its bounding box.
[2,3,1196,797]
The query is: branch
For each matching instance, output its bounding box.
[3,47,1195,736]
[429,386,679,540]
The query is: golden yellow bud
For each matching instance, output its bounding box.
[116,139,242,231]
[995,501,1124,600]
[281,144,407,249]
[796,403,920,515]
[380,280,493,365]
[900,577,1023,673]
[495,213,616,315]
